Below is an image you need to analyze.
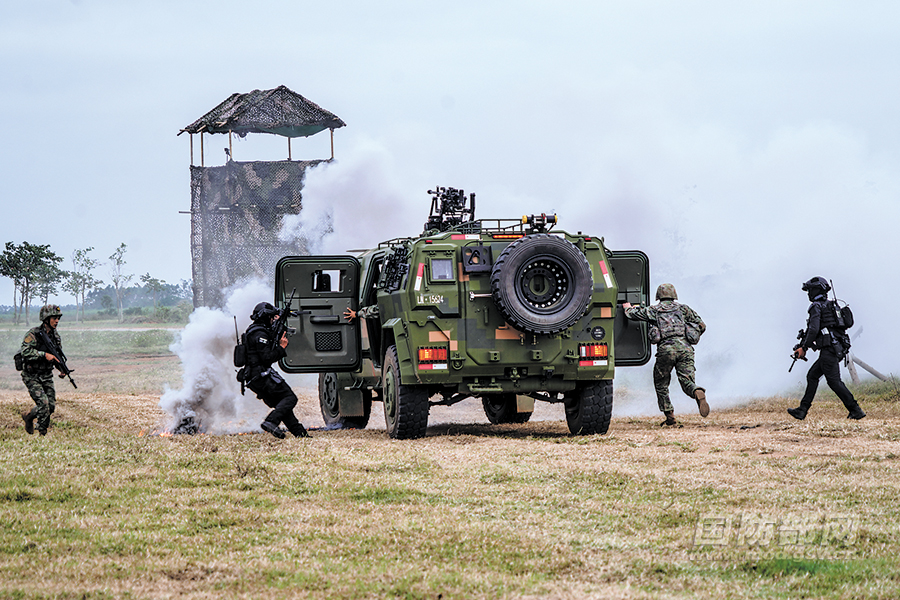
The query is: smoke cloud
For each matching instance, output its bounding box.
[158,278,271,434]
[279,139,424,255]
[279,134,897,419]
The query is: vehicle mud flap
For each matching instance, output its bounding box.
[482,394,533,424]
[490,233,593,335]
[319,372,372,429]
[565,380,613,435]
[382,345,429,439]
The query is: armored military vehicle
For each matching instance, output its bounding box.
[274,187,651,438]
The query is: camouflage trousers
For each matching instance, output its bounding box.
[653,342,699,413]
[22,370,56,432]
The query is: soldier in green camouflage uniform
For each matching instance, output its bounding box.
[20,305,67,436]
[343,305,379,322]
[623,284,709,426]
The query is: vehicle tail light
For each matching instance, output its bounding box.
[579,343,608,359]
[418,347,448,363]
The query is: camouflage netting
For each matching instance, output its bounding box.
[190,160,326,307]
[180,85,346,139]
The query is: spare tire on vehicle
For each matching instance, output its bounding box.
[490,233,593,335]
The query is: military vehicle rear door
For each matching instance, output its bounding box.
[275,256,361,373]
[608,250,651,366]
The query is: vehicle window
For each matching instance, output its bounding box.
[312,269,342,292]
[430,258,454,281]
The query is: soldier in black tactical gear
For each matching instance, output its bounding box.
[243,302,309,439]
[788,277,865,421]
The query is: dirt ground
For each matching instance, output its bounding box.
[4,352,896,459]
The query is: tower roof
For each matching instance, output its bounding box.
[180,85,346,138]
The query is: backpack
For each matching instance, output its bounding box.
[829,300,854,330]
[685,321,703,345]
[234,332,247,368]
[656,303,687,342]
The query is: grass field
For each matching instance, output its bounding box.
[1,328,899,599]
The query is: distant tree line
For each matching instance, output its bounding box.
[0,241,192,325]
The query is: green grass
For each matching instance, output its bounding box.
[0,331,898,598]
[0,328,176,358]
[0,404,899,599]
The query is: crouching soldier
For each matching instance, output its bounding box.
[20,305,67,436]
[243,302,309,439]
[623,284,709,427]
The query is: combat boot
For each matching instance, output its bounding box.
[21,410,34,435]
[787,407,808,420]
[289,424,310,438]
[260,421,285,439]
[847,406,866,420]
[660,411,678,427]
[694,388,709,417]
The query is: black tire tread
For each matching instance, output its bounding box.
[566,380,613,435]
[490,233,592,335]
[383,346,430,439]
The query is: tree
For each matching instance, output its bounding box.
[63,247,103,323]
[140,272,166,315]
[1,242,64,325]
[35,261,66,306]
[108,243,133,323]
[0,242,23,322]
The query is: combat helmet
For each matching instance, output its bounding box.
[801,276,831,294]
[251,302,278,323]
[39,304,63,322]
[655,283,677,301]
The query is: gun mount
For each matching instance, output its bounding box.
[424,186,476,234]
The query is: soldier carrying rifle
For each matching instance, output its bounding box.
[18,305,74,436]
[787,277,865,420]
[238,301,309,439]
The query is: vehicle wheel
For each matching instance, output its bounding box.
[490,233,593,335]
[482,394,533,424]
[382,346,430,439]
[565,380,613,435]
[318,372,372,429]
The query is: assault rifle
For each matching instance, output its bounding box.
[272,288,298,350]
[788,329,807,373]
[35,328,77,388]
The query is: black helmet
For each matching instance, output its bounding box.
[251,302,278,323]
[801,276,831,294]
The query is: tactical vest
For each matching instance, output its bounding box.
[243,323,271,379]
[811,300,850,354]
[21,326,58,373]
[656,303,687,343]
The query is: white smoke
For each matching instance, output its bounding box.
[278,138,423,255]
[158,278,271,434]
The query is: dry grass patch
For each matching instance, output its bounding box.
[0,349,899,598]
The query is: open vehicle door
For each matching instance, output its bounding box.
[609,250,651,366]
[275,256,361,373]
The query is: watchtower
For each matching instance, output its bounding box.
[179,86,345,307]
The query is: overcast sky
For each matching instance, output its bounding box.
[2,1,898,398]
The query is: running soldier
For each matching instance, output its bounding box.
[623,283,708,426]
[20,305,67,436]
